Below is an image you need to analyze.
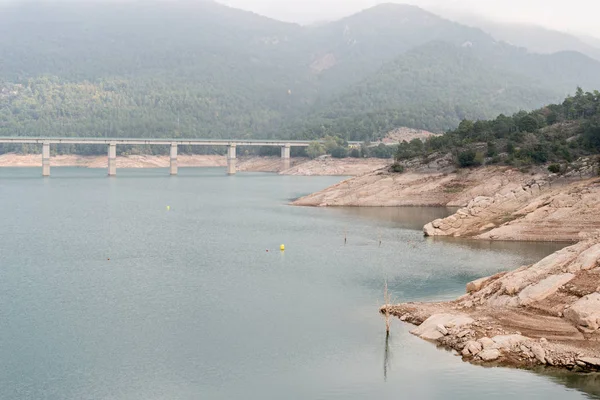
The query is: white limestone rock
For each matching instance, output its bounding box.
[462,340,483,356]
[411,314,474,341]
[491,334,528,350]
[564,293,600,331]
[478,349,501,361]
[518,273,575,306]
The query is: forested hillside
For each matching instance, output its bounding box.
[283,42,560,140]
[395,88,600,168]
[1,0,600,148]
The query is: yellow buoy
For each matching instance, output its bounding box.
[166,206,171,211]
[280,244,285,251]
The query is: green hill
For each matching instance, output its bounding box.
[282,42,562,140]
[0,1,599,146]
[395,88,600,168]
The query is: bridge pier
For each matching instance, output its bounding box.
[227,144,237,175]
[108,142,117,176]
[281,144,291,170]
[170,143,178,175]
[42,142,50,177]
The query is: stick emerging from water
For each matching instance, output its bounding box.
[383,279,391,335]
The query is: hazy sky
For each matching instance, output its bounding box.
[217,0,600,38]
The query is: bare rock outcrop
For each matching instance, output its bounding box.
[424,178,600,242]
[293,166,537,207]
[384,232,600,371]
[565,293,600,331]
[424,177,550,238]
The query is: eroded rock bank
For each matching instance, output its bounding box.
[423,177,600,242]
[293,166,548,207]
[383,232,600,371]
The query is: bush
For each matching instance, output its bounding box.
[486,142,498,158]
[532,145,549,164]
[349,148,360,158]
[548,164,561,174]
[506,142,516,154]
[457,149,481,168]
[390,163,405,173]
[306,142,325,159]
[371,143,394,159]
[519,115,539,132]
[330,146,347,159]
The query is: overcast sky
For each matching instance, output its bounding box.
[217,0,600,38]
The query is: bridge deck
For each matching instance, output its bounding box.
[0,137,316,146]
[0,137,362,146]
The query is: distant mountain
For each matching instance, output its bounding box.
[579,35,600,49]
[282,42,562,139]
[429,9,600,62]
[0,1,317,139]
[0,1,599,144]
[303,4,496,93]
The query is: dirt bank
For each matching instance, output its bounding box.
[282,157,388,176]
[382,232,600,371]
[236,157,307,173]
[0,153,386,176]
[0,153,227,168]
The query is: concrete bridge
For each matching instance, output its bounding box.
[0,137,354,176]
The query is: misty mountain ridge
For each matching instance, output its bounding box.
[1,1,599,142]
[429,7,600,62]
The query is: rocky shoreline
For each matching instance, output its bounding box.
[293,161,600,242]
[382,232,600,372]
[423,176,600,242]
[287,156,600,373]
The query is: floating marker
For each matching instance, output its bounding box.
[166,206,171,211]
[280,244,285,251]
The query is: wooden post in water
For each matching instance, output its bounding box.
[384,280,391,335]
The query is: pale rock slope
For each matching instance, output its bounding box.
[424,178,600,242]
[385,231,600,371]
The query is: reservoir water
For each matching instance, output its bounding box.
[0,168,597,399]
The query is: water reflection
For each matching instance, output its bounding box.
[329,206,458,230]
[427,236,570,262]
[540,369,600,399]
[383,333,391,382]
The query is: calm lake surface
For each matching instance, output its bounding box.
[0,167,597,400]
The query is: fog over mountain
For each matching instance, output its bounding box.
[217,0,600,38]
